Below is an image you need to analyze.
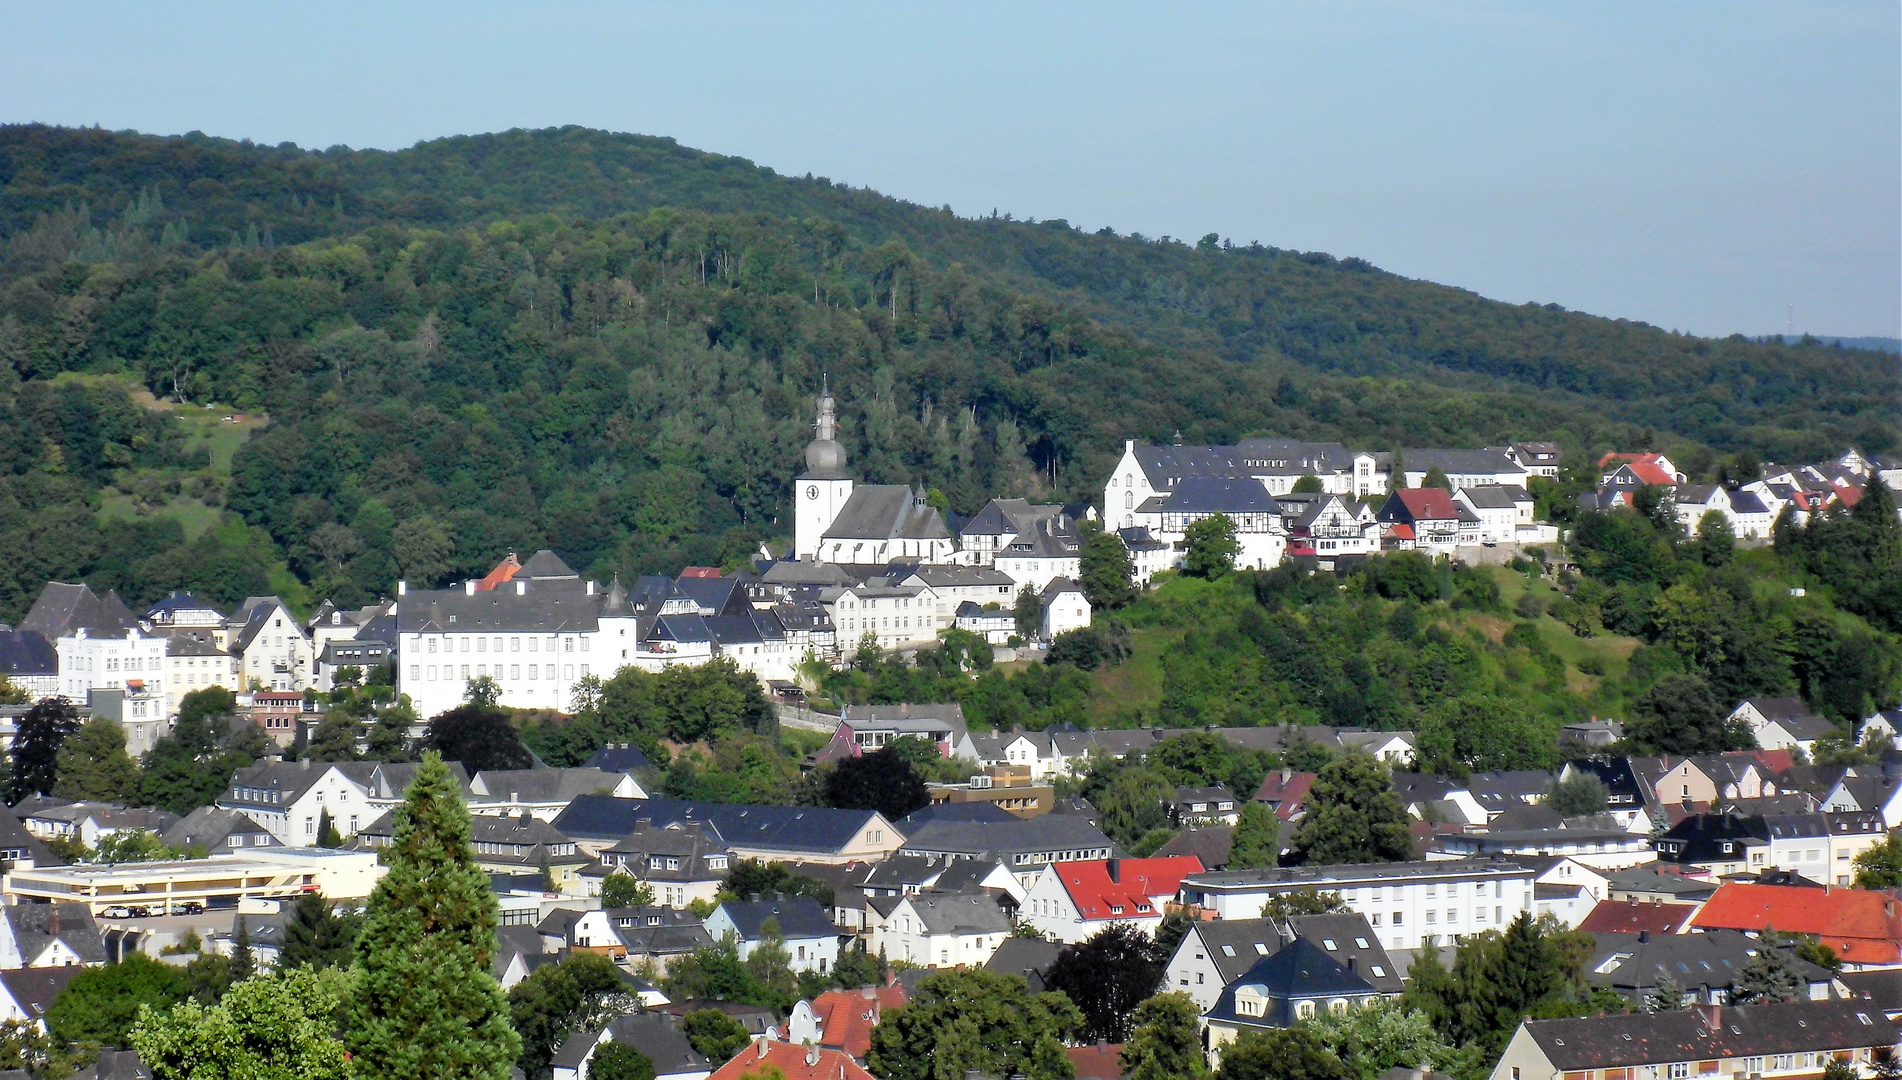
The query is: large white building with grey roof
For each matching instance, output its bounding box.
[793,384,959,566]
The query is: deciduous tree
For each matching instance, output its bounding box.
[865,969,1082,1080]
[52,717,140,801]
[1043,924,1167,1043]
[1289,753,1411,865]
[8,696,80,802]
[129,966,353,1080]
[1119,992,1210,1080]
[1183,515,1239,579]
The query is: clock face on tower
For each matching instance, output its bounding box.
[806,485,818,499]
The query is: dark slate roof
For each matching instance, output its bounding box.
[822,485,952,541]
[470,767,629,803]
[1286,913,1404,993]
[548,1012,709,1073]
[1585,928,1830,996]
[4,902,106,964]
[1522,1000,1899,1069]
[161,807,277,852]
[1206,938,1378,1028]
[585,744,654,772]
[1455,484,1530,509]
[1400,448,1524,476]
[167,630,229,658]
[143,590,226,622]
[898,815,1118,859]
[1154,827,1234,869]
[1161,477,1280,515]
[907,890,1015,935]
[0,804,61,867]
[397,578,602,635]
[0,630,55,678]
[1192,918,1288,985]
[17,583,140,640]
[1840,968,1902,1015]
[716,897,836,940]
[0,966,82,1021]
[984,937,1065,992]
[518,549,578,579]
[669,576,749,616]
[553,795,883,856]
[1730,490,1772,514]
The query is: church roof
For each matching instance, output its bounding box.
[822,486,952,542]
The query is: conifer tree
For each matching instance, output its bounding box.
[228,916,255,983]
[1227,801,1279,870]
[279,890,358,971]
[348,751,520,1078]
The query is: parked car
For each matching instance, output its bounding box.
[168,901,204,915]
[101,906,133,919]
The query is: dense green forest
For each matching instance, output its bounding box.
[0,122,1896,621]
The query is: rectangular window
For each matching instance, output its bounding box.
[565,665,575,680]
[427,665,438,680]
[460,665,469,680]
[427,639,437,654]
[1669,1065,1689,1079]
[527,665,537,680]
[477,638,487,653]
[511,638,521,652]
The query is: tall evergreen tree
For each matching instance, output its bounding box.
[228,915,255,983]
[8,697,80,802]
[348,752,520,1078]
[51,717,141,801]
[279,890,358,971]
[1227,801,1279,870]
[1732,935,1804,1004]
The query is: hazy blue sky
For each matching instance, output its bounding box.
[4,1,1897,337]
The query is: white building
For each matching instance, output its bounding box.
[1104,439,1387,536]
[1019,856,1205,944]
[793,385,958,566]
[869,890,1014,969]
[1040,578,1091,639]
[1176,858,1535,953]
[18,584,170,719]
[228,596,314,692]
[1454,485,1537,545]
[1399,448,1530,492]
[825,583,940,652]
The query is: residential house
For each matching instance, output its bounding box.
[994,516,1084,593]
[1174,786,1239,826]
[898,566,1018,634]
[220,760,381,844]
[553,796,903,865]
[705,898,840,974]
[1116,525,1175,585]
[21,803,177,849]
[1453,485,1539,544]
[1377,488,1471,558]
[706,1040,875,1080]
[838,854,1023,932]
[549,1012,712,1080]
[1693,882,1902,967]
[0,967,82,1030]
[1040,577,1091,639]
[871,889,1015,968]
[1729,490,1777,539]
[784,983,908,1063]
[0,903,105,969]
[1399,449,1529,492]
[465,767,646,819]
[953,601,1017,644]
[358,809,589,888]
[828,704,969,760]
[1019,855,1204,943]
[1583,928,1834,1006]
[227,596,314,692]
[1165,913,1399,1012]
[1597,452,1685,487]
[1177,858,1536,952]
[1505,442,1564,479]
[1654,811,1884,883]
[958,499,1071,569]
[161,807,279,854]
[1823,773,1902,830]
[1253,770,1316,821]
[1204,939,1387,1053]
[0,628,58,701]
[1488,1001,1898,1080]
[606,907,717,976]
[584,743,655,776]
[1432,818,1655,871]
[590,820,731,909]
[983,936,1064,992]
[1281,492,1381,567]
[1729,698,1839,757]
[1602,865,1720,904]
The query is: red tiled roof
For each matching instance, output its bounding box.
[1599,452,1678,486]
[809,984,907,1060]
[1395,488,1460,521]
[1575,899,1701,935]
[1253,771,1316,820]
[1068,1043,1125,1080]
[710,1039,875,1080]
[1692,883,1902,964]
[1738,749,1796,775]
[473,553,522,592]
[1834,484,1863,508]
[680,566,724,578]
[1386,523,1416,540]
[1056,856,1204,921]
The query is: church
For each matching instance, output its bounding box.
[793,384,959,566]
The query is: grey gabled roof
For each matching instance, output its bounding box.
[162,806,276,851]
[397,579,601,635]
[1400,448,1525,477]
[898,815,1117,858]
[548,1012,709,1073]
[17,583,141,641]
[1458,484,1531,509]
[1160,477,1280,515]
[1585,928,1829,994]
[143,590,226,622]
[1192,918,1286,984]
[3,902,106,965]
[468,768,628,804]
[553,795,883,856]
[904,890,1014,936]
[585,744,654,773]
[822,485,952,541]
[984,936,1064,991]
[0,630,55,678]
[1285,913,1403,993]
[716,897,835,940]
[518,549,579,579]
[1522,1000,1898,1070]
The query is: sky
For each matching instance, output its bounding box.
[3,1,1897,338]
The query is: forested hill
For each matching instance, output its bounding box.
[0,122,1895,619]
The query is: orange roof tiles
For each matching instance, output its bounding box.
[710,1039,875,1080]
[473,553,522,592]
[1394,488,1460,520]
[1068,1042,1125,1080]
[1056,856,1204,921]
[808,984,907,1060]
[1692,883,1902,965]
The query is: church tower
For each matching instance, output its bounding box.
[795,381,855,561]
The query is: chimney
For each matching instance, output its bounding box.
[397,581,407,596]
[587,580,596,595]
[757,1038,769,1060]
[465,581,476,596]
[1639,930,1649,943]
[300,758,311,771]
[1697,1002,1721,1029]
[1346,956,1357,973]
[1106,859,1121,883]
[515,580,526,595]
